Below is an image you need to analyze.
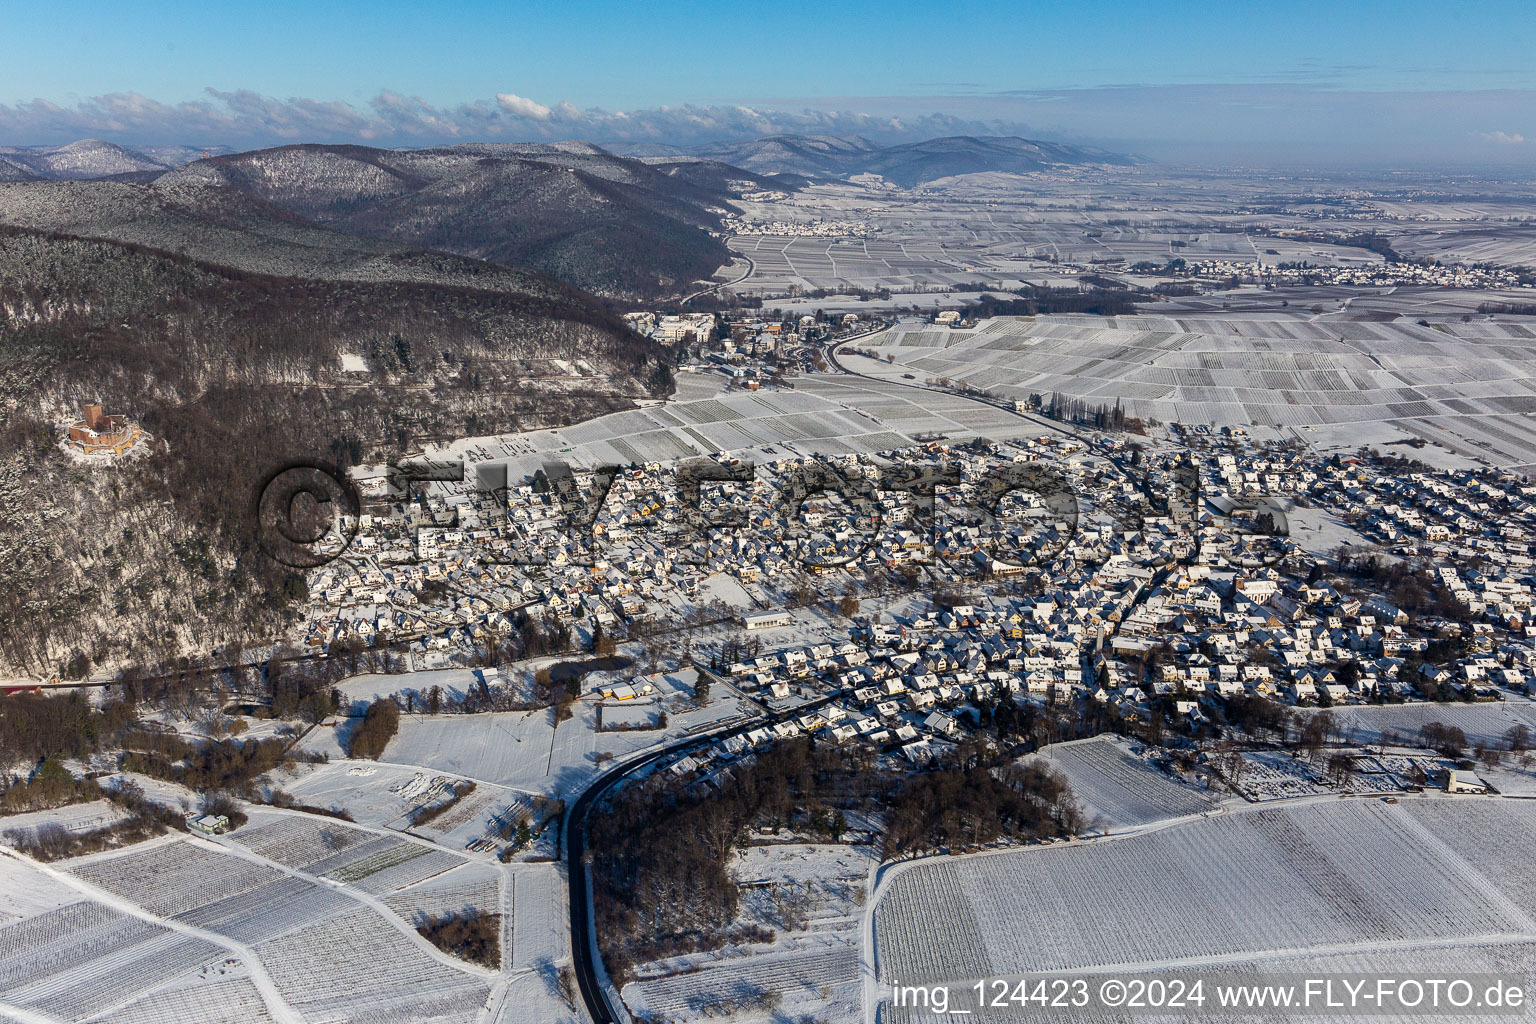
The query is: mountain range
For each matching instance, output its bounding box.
[0,133,1134,298]
[692,134,1138,185]
[0,140,814,299]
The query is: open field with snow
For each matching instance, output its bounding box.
[1325,699,1536,750]
[872,796,1536,1013]
[858,315,1536,471]
[1035,737,1215,829]
[0,800,129,842]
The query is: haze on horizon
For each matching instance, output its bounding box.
[3,0,1534,168]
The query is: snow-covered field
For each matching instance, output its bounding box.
[0,799,128,840]
[0,812,513,1024]
[1326,700,1536,750]
[873,797,1536,1003]
[854,315,1536,469]
[623,843,874,1024]
[1035,737,1214,828]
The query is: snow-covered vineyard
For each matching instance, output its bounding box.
[0,811,569,1023]
[873,797,1536,1019]
[1033,737,1214,828]
[858,315,1536,471]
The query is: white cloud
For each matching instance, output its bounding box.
[496,92,552,120]
[1478,130,1526,144]
[0,89,1004,149]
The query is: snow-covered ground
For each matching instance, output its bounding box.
[1325,699,1536,750]
[297,671,748,802]
[871,795,1536,1021]
[623,842,875,1024]
[1033,736,1215,830]
[0,800,129,839]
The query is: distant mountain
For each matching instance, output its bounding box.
[0,156,38,182]
[158,142,739,299]
[0,140,234,181]
[644,158,809,195]
[0,139,172,179]
[697,134,883,177]
[0,179,572,298]
[695,133,1137,185]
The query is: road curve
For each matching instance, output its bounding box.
[682,253,755,305]
[564,690,842,1023]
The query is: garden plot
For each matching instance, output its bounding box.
[1036,737,1214,828]
[874,799,1536,986]
[1229,749,1367,800]
[256,907,489,1023]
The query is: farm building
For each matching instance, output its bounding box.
[189,813,230,836]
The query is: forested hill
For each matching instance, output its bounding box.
[0,225,670,678]
[158,143,742,300]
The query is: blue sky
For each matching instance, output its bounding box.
[2,0,1533,163]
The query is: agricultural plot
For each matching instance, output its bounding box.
[1401,800,1536,918]
[858,315,1536,468]
[338,846,465,896]
[874,799,1536,988]
[257,908,489,1023]
[83,974,274,1024]
[224,812,377,870]
[1036,737,1214,828]
[494,968,580,1024]
[436,387,945,485]
[70,840,288,919]
[880,939,1536,1024]
[626,948,860,1023]
[1329,700,1536,750]
[0,799,128,840]
[0,855,78,925]
[173,873,357,945]
[376,707,597,796]
[508,862,566,972]
[381,862,502,927]
[0,900,225,1022]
